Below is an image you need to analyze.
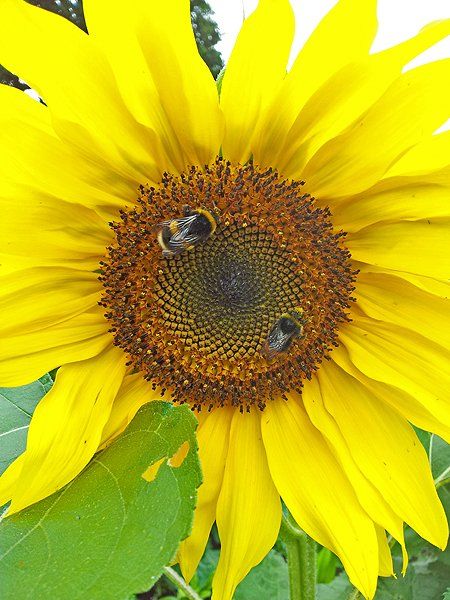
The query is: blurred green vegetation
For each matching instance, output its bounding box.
[0,0,223,88]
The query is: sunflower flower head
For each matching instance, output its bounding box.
[0,0,449,599]
[99,159,356,411]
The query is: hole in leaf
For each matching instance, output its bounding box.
[168,441,190,468]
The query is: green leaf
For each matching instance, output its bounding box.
[189,546,219,596]
[412,426,431,452]
[0,374,52,476]
[443,588,450,600]
[430,434,450,485]
[317,547,340,584]
[234,550,289,600]
[0,401,201,600]
[375,557,450,600]
[316,572,352,600]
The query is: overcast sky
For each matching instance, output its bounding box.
[208,0,450,67]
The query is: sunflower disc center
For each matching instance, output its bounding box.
[100,159,356,411]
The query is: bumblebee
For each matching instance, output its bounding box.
[263,308,304,360]
[155,206,218,257]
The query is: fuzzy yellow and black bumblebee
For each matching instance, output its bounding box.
[155,205,218,257]
[263,308,304,360]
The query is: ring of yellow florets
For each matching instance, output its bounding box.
[99,159,356,411]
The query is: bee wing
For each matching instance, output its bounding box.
[152,214,197,234]
[262,328,289,360]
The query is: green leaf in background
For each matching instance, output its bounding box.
[234,550,289,600]
[413,426,431,452]
[0,401,201,600]
[430,434,450,487]
[317,547,340,584]
[375,556,450,600]
[0,374,52,476]
[189,546,219,598]
[317,572,352,600]
[443,588,450,600]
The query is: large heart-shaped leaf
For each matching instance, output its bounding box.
[0,401,201,600]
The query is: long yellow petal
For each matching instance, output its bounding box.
[255,0,378,166]
[179,408,233,583]
[221,0,294,163]
[99,373,162,448]
[332,343,450,446]
[355,272,450,350]
[386,130,450,177]
[262,398,379,599]
[355,262,450,300]
[333,174,450,233]
[213,410,281,600]
[301,382,407,569]
[0,0,162,183]
[0,197,111,273]
[0,86,137,222]
[267,19,450,175]
[2,345,127,515]
[84,0,222,170]
[375,527,394,577]
[340,318,450,440]
[0,306,111,387]
[133,0,222,167]
[318,360,448,549]
[347,219,450,280]
[0,267,101,336]
[304,59,450,198]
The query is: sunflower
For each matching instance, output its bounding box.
[1,0,449,598]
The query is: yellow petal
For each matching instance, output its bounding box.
[213,410,281,600]
[386,130,450,177]
[355,271,450,350]
[318,360,448,549]
[0,306,111,387]
[136,0,222,167]
[255,0,378,166]
[3,345,127,515]
[0,198,111,273]
[304,59,450,198]
[355,262,450,300]
[0,85,137,222]
[375,527,394,577]
[0,0,162,183]
[301,381,407,567]
[179,407,233,583]
[333,343,450,447]
[99,373,161,448]
[270,19,450,176]
[340,318,450,440]
[82,0,183,173]
[84,0,222,170]
[221,0,294,163]
[0,267,101,336]
[262,398,379,598]
[347,219,450,280]
[333,175,450,233]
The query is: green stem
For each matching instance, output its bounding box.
[163,566,203,600]
[280,512,317,600]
